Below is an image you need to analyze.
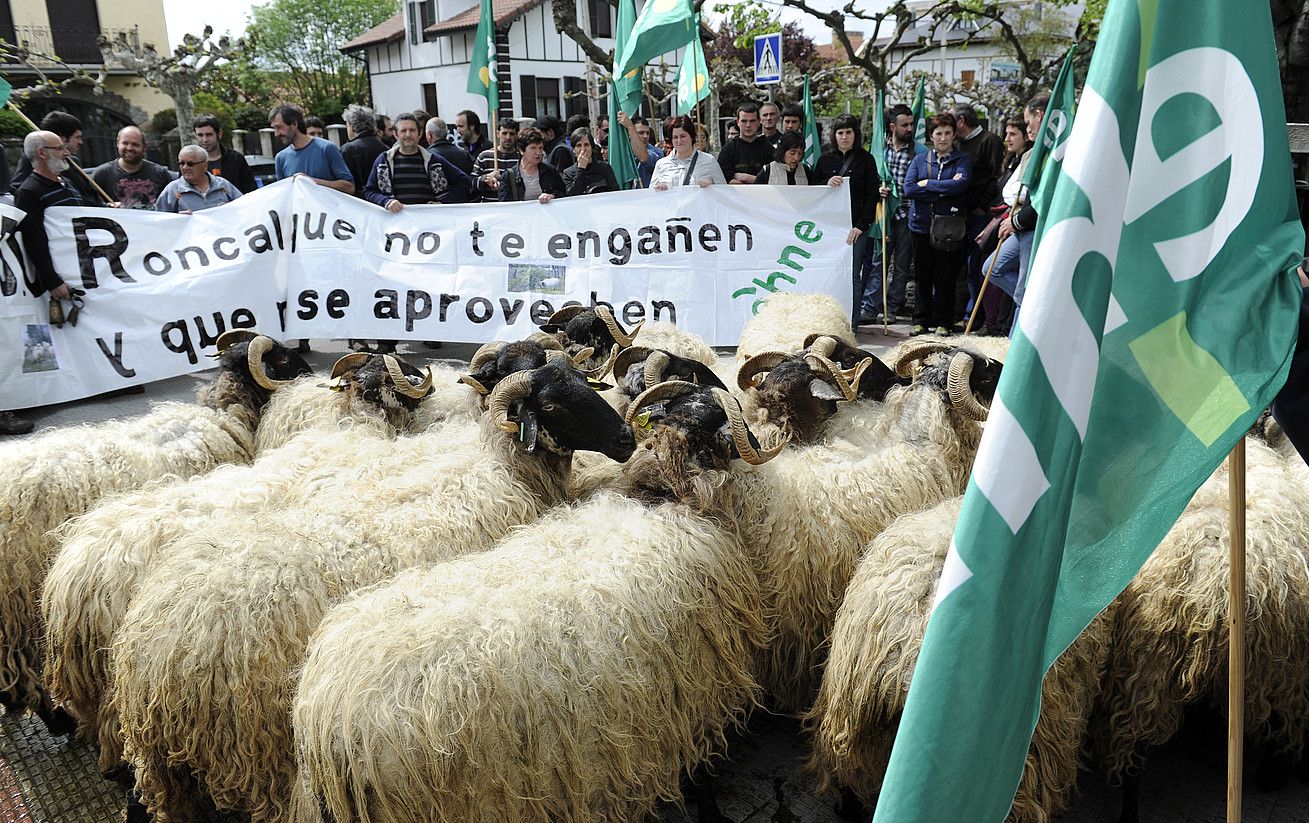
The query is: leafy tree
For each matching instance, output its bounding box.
[705,1,829,116]
[246,0,398,111]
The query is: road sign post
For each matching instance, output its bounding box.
[753,32,781,85]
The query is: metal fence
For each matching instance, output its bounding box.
[1,25,139,65]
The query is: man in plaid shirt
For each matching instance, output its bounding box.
[860,104,918,324]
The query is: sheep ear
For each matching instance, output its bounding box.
[809,379,845,402]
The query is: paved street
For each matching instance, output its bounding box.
[3,332,1308,822]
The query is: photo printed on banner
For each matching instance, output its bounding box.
[21,324,59,374]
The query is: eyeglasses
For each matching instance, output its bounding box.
[178,160,206,167]
[41,143,68,153]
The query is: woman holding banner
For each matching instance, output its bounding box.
[650,116,725,190]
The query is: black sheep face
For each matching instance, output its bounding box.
[820,341,905,401]
[466,340,551,394]
[219,339,312,396]
[618,351,727,399]
[508,361,636,461]
[342,355,429,413]
[915,349,1003,404]
[755,358,846,443]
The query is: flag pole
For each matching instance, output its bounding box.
[880,203,889,334]
[491,105,499,178]
[8,101,113,205]
[965,193,1021,335]
[1227,435,1247,823]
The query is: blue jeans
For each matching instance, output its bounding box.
[982,234,1022,299]
[1013,230,1036,306]
[862,213,912,317]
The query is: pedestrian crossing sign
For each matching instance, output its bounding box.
[754,32,781,84]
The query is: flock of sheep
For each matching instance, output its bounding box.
[0,292,1303,823]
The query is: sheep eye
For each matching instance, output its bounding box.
[540,403,559,412]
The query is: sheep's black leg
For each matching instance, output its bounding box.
[683,764,734,823]
[833,785,867,821]
[1118,770,1140,823]
[123,790,152,823]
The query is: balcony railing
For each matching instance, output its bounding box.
[1,24,140,66]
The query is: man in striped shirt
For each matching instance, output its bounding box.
[472,119,520,202]
[362,112,470,211]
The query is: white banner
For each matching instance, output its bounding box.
[0,178,852,409]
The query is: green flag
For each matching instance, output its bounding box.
[466,0,498,113]
[1020,44,1078,220]
[614,0,695,82]
[0,78,12,110]
[874,1,1303,821]
[801,75,821,167]
[909,74,927,155]
[868,87,897,227]
[676,21,709,115]
[607,0,641,189]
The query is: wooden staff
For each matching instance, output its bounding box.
[880,201,890,334]
[964,191,1023,335]
[7,101,114,204]
[1227,435,1246,823]
[491,106,500,177]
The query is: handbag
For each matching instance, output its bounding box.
[929,212,967,252]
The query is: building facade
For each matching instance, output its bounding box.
[343,0,679,124]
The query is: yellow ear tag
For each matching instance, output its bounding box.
[587,378,607,390]
[634,410,653,433]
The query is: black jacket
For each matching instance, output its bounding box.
[958,127,1006,211]
[813,148,881,233]
[563,160,619,195]
[340,134,389,196]
[14,173,92,295]
[498,162,566,201]
[208,146,257,193]
[430,139,475,177]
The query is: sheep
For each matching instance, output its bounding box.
[1094,434,1309,810]
[806,496,1114,823]
[724,345,1002,712]
[110,357,636,823]
[735,291,855,364]
[541,304,642,373]
[289,380,784,823]
[41,351,438,778]
[0,331,309,734]
[633,320,718,366]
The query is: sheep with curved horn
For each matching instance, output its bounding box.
[42,351,445,781]
[722,347,1002,712]
[0,331,310,735]
[542,304,643,373]
[290,380,785,823]
[110,357,636,823]
[735,291,856,364]
[735,347,874,445]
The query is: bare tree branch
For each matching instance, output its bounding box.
[551,0,615,70]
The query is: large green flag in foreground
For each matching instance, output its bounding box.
[801,75,821,167]
[909,74,927,156]
[873,1,1304,821]
[465,0,498,113]
[608,0,641,189]
[676,20,710,115]
[1020,45,1078,227]
[614,0,695,83]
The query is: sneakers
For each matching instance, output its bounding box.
[0,411,34,435]
[910,324,928,336]
[934,326,952,337]
[858,312,879,326]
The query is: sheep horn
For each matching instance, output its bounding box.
[711,388,788,465]
[246,336,285,391]
[577,344,620,379]
[947,352,990,421]
[804,354,860,401]
[216,328,261,353]
[804,335,839,360]
[643,351,671,390]
[893,341,954,378]
[383,355,433,399]
[487,369,535,433]
[469,341,507,373]
[569,346,597,369]
[329,352,372,381]
[625,379,702,440]
[458,374,490,394]
[736,351,791,392]
[595,305,641,348]
[525,331,564,351]
[545,305,587,327]
[611,346,652,382]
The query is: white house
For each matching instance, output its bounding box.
[342,0,680,123]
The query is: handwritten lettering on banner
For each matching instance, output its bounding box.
[0,178,851,409]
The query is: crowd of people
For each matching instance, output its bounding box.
[0,93,1051,436]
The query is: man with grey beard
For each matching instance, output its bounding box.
[6,130,96,435]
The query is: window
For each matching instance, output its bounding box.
[422,83,438,116]
[519,75,561,119]
[587,0,612,38]
[564,77,586,119]
[408,0,435,44]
